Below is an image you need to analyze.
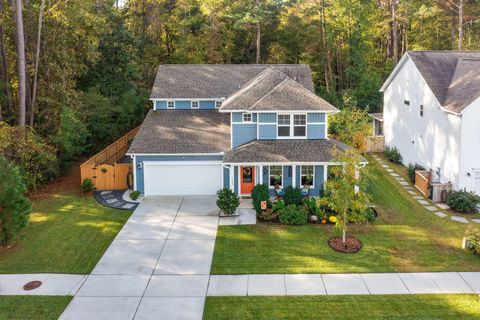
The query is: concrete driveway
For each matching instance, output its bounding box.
[60,196,219,320]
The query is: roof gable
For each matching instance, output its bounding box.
[220,67,337,112]
[382,51,480,113]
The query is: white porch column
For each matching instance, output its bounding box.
[292,165,296,188]
[230,165,235,191]
[259,165,263,184]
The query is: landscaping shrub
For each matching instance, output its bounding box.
[278,204,308,225]
[284,186,303,206]
[303,197,317,215]
[272,200,285,212]
[365,208,376,222]
[216,188,240,215]
[81,178,94,193]
[0,156,32,246]
[252,184,271,214]
[384,146,402,164]
[464,227,480,256]
[407,162,425,183]
[0,122,59,190]
[130,190,140,201]
[446,190,480,213]
[258,209,278,222]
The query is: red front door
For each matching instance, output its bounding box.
[241,166,255,195]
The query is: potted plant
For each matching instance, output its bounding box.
[216,188,240,216]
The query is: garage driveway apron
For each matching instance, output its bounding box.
[60,196,219,320]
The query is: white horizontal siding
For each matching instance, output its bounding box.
[459,97,480,192]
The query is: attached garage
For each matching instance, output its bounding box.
[143,162,223,196]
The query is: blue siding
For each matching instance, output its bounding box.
[232,113,243,122]
[259,113,276,123]
[234,166,239,195]
[223,166,230,189]
[134,154,223,194]
[252,113,258,122]
[232,123,257,148]
[155,101,167,110]
[310,165,325,196]
[283,166,292,188]
[307,124,326,139]
[154,100,217,110]
[258,124,276,140]
[307,113,325,123]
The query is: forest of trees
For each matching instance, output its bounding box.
[0,0,479,189]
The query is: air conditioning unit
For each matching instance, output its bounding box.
[429,182,453,203]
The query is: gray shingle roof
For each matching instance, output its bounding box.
[223,139,359,163]
[127,110,230,154]
[220,68,337,112]
[407,51,480,112]
[150,64,314,99]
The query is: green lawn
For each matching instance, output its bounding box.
[211,156,480,274]
[204,295,480,320]
[0,296,72,320]
[0,192,131,274]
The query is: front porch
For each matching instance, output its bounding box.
[225,163,328,197]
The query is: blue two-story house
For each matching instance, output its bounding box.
[126,64,352,197]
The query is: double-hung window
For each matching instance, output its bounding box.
[167,101,175,109]
[277,114,306,138]
[301,166,314,188]
[277,115,291,137]
[191,100,199,109]
[269,166,283,187]
[243,113,252,123]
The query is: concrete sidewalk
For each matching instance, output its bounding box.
[207,272,480,296]
[0,274,86,296]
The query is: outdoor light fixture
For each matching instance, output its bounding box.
[137,161,143,169]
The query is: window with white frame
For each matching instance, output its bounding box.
[277,114,306,137]
[277,114,291,136]
[167,101,175,109]
[301,166,314,188]
[191,100,199,109]
[269,166,283,187]
[215,101,222,109]
[243,113,252,123]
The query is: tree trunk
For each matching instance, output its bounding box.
[14,0,26,127]
[255,0,261,64]
[29,0,46,127]
[342,220,346,243]
[458,0,463,50]
[0,0,13,120]
[391,0,398,64]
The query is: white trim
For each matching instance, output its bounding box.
[191,100,199,109]
[242,113,253,123]
[258,122,277,125]
[167,100,175,109]
[142,161,222,166]
[292,165,296,188]
[237,166,241,195]
[126,152,225,156]
[300,165,315,189]
[276,113,307,139]
[219,109,338,114]
[259,165,263,184]
[133,155,137,191]
[268,165,283,189]
[150,98,225,101]
[324,164,328,185]
[325,114,329,139]
[224,161,369,166]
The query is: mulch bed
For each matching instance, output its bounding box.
[328,236,363,253]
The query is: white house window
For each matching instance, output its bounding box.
[243,113,252,123]
[301,166,314,188]
[215,101,222,109]
[278,114,306,137]
[167,101,175,109]
[293,115,306,137]
[269,166,283,187]
[277,114,291,137]
[191,101,199,109]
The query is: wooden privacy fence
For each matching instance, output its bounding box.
[415,170,432,197]
[80,127,139,190]
[366,136,385,153]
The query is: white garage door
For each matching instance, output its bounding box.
[144,162,222,196]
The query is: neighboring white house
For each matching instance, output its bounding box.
[380,51,480,194]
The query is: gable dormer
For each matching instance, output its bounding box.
[219,68,337,148]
